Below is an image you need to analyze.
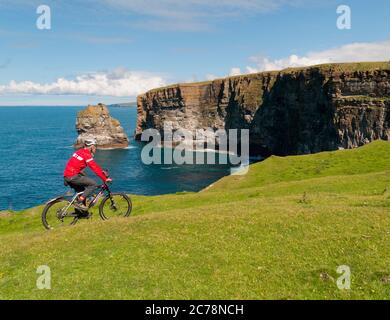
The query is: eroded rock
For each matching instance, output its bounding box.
[74,103,129,149]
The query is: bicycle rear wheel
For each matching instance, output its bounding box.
[99,193,132,220]
[42,198,78,230]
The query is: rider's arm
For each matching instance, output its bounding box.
[86,158,107,182]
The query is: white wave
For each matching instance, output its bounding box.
[97,146,136,151]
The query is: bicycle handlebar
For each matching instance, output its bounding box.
[101,180,112,189]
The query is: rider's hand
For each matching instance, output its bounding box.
[105,177,113,184]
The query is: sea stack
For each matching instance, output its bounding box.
[74,103,129,149]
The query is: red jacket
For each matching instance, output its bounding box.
[64,148,107,182]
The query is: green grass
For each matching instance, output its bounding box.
[282,61,390,73]
[1,140,390,299]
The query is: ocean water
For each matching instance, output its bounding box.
[0,106,232,211]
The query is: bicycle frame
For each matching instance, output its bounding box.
[55,184,112,218]
[88,184,111,208]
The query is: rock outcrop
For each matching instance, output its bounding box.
[74,103,129,149]
[136,62,390,156]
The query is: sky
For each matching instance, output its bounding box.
[0,0,389,105]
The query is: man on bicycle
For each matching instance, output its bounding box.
[63,138,112,211]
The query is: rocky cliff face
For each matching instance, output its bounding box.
[74,103,129,149]
[136,62,390,156]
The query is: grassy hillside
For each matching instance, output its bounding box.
[1,141,389,299]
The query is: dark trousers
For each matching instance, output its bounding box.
[64,174,99,199]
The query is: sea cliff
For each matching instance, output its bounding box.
[136,62,390,156]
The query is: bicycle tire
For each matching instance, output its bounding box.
[42,198,78,230]
[99,193,132,220]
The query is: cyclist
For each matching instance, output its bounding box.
[63,138,112,211]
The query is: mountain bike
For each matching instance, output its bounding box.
[41,182,132,230]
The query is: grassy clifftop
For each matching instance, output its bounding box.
[145,61,390,93]
[1,140,390,299]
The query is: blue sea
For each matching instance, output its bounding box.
[0,106,232,211]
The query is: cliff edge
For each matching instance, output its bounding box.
[136,62,390,156]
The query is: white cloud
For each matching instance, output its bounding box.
[103,0,297,18]
[0,68,166,97]
[133,19,212,32]
[102,0,318,31]
[79,36,133,45]
[229,67,242,76]
[205,74,219,81]
[241,40,390,73]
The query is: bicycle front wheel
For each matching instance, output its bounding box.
[42,198,78,230]
[99,193,132,220]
